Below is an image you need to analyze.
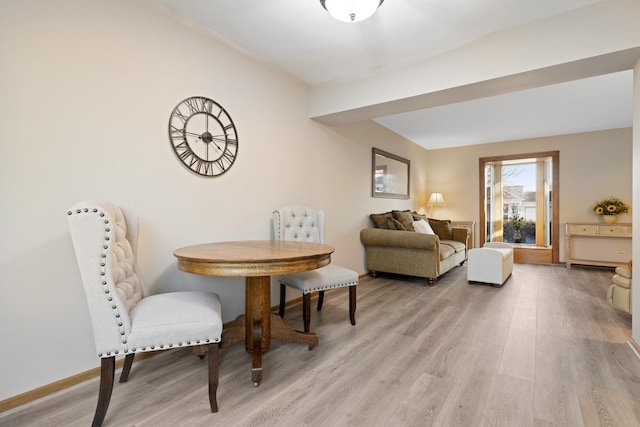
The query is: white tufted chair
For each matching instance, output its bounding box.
[273,205,358,334]
[67,200,223,427]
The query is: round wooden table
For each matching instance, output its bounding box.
[173,240,334,385]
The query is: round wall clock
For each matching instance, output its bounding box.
[168,96,238,177]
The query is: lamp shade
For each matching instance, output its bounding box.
[427,193,446,207]
[427,192,446,217]
[320,0,384,23]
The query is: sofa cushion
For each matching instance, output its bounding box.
[441,240,466,253]
[412,219,434,235]
[370,212,407,230]
[439,244,455,260]
[613,274,631,288]
[370,212,393,229]
[428,219,452,240]
[615,265,632,279]
[392,210,415,231]
[411,212,428,222]
[388,218,406,230]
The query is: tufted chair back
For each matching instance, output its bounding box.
[272,204,357,335]
[67,200,224,424]
[67,200,145,357]
[273,205,325,244]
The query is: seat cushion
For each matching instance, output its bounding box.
[280,264,358,294]
[127,291,223,352]
[440,240,466,253]
[612,274,632,288]
[615,265,632,279]
[439,244,455,260]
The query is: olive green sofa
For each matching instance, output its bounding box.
[360,210,468,286]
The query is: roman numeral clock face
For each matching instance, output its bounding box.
[169,96,238,177]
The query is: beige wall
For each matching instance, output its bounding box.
[0,0,635,403]
[0,0,426,400]
[426,128,633,261]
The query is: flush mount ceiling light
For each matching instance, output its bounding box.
[320,0,384,23]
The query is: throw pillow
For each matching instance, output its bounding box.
[388,218,406,230]
[428,218,452,240]
[412,219,434,235]
[412,212,428,222]
[370,212,393,229]
[392,210,415,231]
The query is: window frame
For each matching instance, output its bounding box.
[479,151,560,263]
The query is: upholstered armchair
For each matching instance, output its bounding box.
[67,200,223,426]
[607,262,632,315]
[273,205,358,334]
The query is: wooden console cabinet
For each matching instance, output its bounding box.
[565,222,632,268]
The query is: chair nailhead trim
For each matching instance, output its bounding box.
[69,206,223,358]
[68,207,128,352]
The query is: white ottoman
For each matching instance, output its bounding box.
[467,242,514,287]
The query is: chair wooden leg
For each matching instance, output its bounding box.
[208,343,219,412]
[278,283,286,318]
[349,286,356,326]
[119,353,135,383]
[92,357,115,427]
[317,290,324,311]
[303,293,311,333]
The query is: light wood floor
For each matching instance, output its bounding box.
[2,263,639,426]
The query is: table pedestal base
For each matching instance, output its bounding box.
[271,313,319,347]
[220,312,318,385]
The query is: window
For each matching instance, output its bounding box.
[479,151,559,263]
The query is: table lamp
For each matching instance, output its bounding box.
[427,192,446,217]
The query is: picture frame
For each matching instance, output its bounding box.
[371,148,410,199]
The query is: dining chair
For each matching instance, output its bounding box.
[67,200,223,427]
[272,205,358,334]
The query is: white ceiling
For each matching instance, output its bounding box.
[160,0,633,150]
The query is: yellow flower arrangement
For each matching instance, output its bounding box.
[593,197,630,216]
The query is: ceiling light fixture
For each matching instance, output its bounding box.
[320,0,384,23]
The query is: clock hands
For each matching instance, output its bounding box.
[185,131,227,148]
[185,130,226,159]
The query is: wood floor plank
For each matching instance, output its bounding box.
[498,269,538,382]
[576,384,640,427]
[2,263,638,427]
[485,374,535,427]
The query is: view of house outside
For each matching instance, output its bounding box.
[502,163,537,243]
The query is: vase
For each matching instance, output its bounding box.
[603,215,617,224]
[513,230,522,243]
